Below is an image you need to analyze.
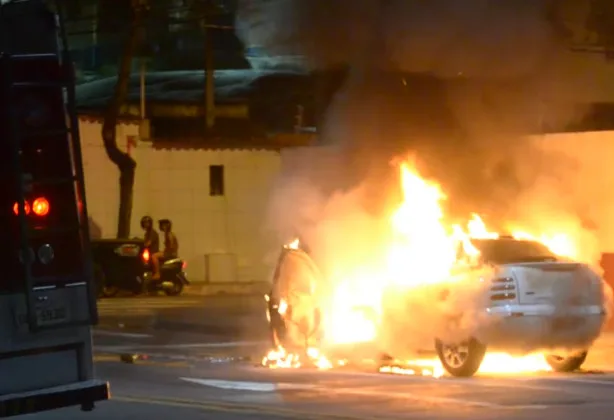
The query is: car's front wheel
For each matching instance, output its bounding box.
[545,351,588,372]
[435,337,487,377]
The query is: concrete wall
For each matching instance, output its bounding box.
[533,130,614,252]
[79,119,282,284]
[79,118,614,283]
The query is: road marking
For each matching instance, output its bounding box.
[94,353,188,368]
[98,299,202,308]
[322,387,547,410]
[133,340,266,349]
[178,377,546,409]
[113,394,374,419]
[545,377,614,386]
[94,330,153,339]
[180,377,316,392]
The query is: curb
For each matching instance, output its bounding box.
[98,312,270,338]
[184,282,270,296]
[152,316,270,338]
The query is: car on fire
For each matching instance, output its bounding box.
[266,236,610,377]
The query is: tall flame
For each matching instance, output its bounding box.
[266,159,586,376]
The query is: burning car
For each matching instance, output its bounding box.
[265,234,609,377]
[263,162,610,376]
[433,236,608,377]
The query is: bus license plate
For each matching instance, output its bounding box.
[17,307,69,327]
[37,307,68,325]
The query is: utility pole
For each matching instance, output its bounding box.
[203,2,215,131]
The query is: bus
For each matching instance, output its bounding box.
[0,0,109,416]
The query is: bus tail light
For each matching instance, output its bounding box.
[32,197,50,216]
[142,248,150,264]
[13,201,31,215]
[12,197,49,217]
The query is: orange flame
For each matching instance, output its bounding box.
[264,159,587,376]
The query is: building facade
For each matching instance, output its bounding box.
[80,118,283,285]
[80,116,614,285]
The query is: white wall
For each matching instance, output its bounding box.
[79,119,281,284]
[79,117,614,282]
[533,130,614,252]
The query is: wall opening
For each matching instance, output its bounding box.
[209,165,225,196]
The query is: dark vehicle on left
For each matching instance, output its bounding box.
[0,0,109,415]
[91,218,189,298]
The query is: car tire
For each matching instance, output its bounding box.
[545,351,588,372]
[435,337,487,377]
[94,265,119,299]
[93,264,103,299]
[269,311,287,348]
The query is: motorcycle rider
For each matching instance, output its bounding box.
[151,218,179,280]
[140,215,159,253]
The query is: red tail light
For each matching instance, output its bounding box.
[142,248,150,263]
[182,261,187,270]
[12,197,50,217]
[13,201,31,215]
[32,197,50,216]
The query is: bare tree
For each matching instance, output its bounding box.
[101,0,148,238]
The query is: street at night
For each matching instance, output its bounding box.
[4,1,614,418]
[21,294,614,420]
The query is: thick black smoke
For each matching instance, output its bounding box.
[237,1,608,356]
[237,0,592,223]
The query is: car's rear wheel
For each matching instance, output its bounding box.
[435,337,487,377]
[545,351,588,372]
[94,264,104,299]
[94,265,120,298]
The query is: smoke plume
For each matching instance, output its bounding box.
[237,1,609,355]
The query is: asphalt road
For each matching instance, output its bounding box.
[28,327,614,420]
[25,295,614,419]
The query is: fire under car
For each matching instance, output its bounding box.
[266,236,610,377]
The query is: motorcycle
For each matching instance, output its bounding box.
[141,248,190,296]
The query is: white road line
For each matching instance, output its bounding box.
[545,377,614,386]
[94,330,153,338]
[179,377,547,409]
[98,300,202,306]
[133,341,267,350]
[325,387,547,410]
[98,308,156,315]
[95,345,132,352]
[180,378,316,392]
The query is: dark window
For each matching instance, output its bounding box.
[469,239,556,265]
[209,165,225,196]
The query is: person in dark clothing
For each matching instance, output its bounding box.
[151,218,178,280]
[140,215,160,253]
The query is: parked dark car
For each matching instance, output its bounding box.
[91,238,147,298]
[91,239,189,298]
